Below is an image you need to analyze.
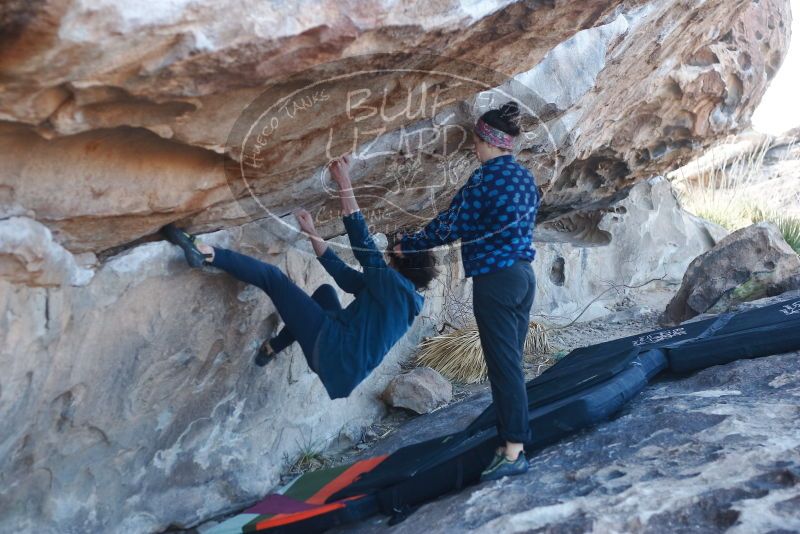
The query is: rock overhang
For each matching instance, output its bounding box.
[0,0,790,257]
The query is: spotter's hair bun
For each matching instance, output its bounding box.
[479,100,521,136]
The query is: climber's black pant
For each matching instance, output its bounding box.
[270,284,342,355]
[210,248,341,367]
[472,260,536,445]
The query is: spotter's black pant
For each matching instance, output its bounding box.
[473,260,536,444]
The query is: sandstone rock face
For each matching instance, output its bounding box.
[664,222,800,324]
[0,221,448,534]
[532,176,727,323]
[0,123,229,253]
[382,367,453,414]
[0,216,94,286]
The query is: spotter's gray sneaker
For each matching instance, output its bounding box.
[479,451,529,482]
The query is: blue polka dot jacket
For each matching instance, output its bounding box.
[400,154,540,277]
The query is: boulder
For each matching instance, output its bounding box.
[0,216,94,286]
[383,367,453,414]
[0,220,445,534]
[664,222,800,324]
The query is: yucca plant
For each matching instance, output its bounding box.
[285,435,329,475]
[417,322,549,383]
[779,217,800,254]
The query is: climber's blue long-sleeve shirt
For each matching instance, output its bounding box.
[315,211,424,399]
[400,154,539,277]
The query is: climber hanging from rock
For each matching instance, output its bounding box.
[394,101,540,482]
[161,154,438,399]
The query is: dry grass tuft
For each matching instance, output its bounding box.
[670,138,800,254]
[670,138,770,229]
[417,322,550,384]
[524,322,550,354]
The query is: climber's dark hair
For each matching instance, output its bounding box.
[386,235,438,290]
[479,101,521,137]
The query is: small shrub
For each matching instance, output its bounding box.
[285,435,329,475]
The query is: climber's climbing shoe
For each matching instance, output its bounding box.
[255,339,276,367]
[479,450,529,482]
[161,223,211,268]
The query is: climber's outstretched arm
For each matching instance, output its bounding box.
[329,155,360,216]
[329,155,386,269]
[296,208,328,257]
[295,208,365,294]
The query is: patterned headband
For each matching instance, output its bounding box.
[474,118,515,150]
